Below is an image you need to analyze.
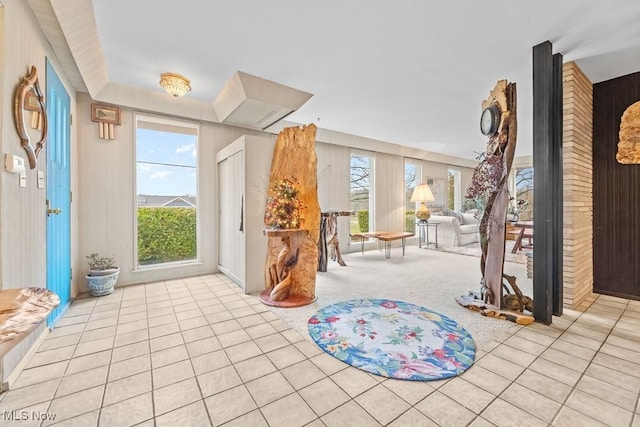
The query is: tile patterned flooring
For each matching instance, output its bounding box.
[1,274,640,426]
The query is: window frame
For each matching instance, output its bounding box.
[133,113,201,270]
[404,158,422,232]
[349,149,375,242]
[447,168,462,211]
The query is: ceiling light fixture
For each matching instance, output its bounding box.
[159,72,191,97]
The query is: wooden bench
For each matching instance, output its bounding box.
[376,232,415,258]
[351,231,389,255]
[0,288,59,358]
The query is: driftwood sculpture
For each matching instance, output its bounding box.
[479,80,517,309]
[456,80,533,324]
[0,287,60,357]
[318,211,351,271]
[261,124,320,307]
[616,101,640,164]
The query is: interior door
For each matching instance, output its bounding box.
[218,151,245,283]
[46,59,71,326]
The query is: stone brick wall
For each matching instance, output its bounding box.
[562,62,593,308]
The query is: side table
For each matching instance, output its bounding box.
[418,220,440,249]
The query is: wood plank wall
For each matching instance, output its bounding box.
[562,62,594,308]
[593,71,640,299]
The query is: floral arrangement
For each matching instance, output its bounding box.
[465,152,504,201]
[264,178,304,229]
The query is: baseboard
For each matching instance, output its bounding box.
[217,266,245,290]
[1,327,50,392]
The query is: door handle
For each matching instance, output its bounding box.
[46,200,62,216]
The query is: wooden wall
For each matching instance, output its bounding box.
[562,62,594,308]
[593,71,640,299]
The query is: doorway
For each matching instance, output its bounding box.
[46,59,71,326]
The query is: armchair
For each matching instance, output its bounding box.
[429,212,479,246]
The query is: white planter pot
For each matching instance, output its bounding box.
[86,268,119,296]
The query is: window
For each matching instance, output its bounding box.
[513,167,533,220]
[447,168,461,211]
[404,159,421,232]
[350,151,374,241]
[135,115,198,266]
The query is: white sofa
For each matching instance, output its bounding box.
[429,212,480,246]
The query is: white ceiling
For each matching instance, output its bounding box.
[45,1,640,160]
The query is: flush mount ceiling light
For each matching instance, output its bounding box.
[159,72,191,97]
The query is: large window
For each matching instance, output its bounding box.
[350,152,374,240]
[135,116,198,267]
[447,168,461,211]
[404,159,421,232]
[513,167,533,220]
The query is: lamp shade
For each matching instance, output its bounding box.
[410,184,435,203]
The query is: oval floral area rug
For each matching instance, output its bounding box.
[307,299,476,381]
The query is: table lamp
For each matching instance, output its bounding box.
[410,184,435,221]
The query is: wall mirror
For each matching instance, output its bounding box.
[14,66,48,169]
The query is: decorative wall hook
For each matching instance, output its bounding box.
[91,103,121,140]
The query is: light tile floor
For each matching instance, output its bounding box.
[1,274,639,426]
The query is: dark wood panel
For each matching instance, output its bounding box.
[552,53,563,316]
[532,41,558,324]
[593,71,640,299]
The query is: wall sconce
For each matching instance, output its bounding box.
[91,103,121,140]
[159,72,191,97]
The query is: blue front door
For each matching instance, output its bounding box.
[46,59,71,326]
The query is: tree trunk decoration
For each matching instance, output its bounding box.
[469,80,518,309]
[318,211,350,271]
[261,124,320,307]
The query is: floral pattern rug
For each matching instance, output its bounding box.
[307,299,476,381]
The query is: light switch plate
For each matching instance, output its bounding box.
[37,170,45,189]
[19,172,27,188]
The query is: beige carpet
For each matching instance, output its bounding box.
[269,245,533,350]
[435,240,527,264]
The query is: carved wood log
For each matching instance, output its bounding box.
[262,125,320,307]
[481,309,534,325]
[318,211,349,271]
[616,101,640,164]
[454,293,533,325]
[0,288,60,357]
[318,217,328,271]
[326,212,347,266]
[480,81,518,309]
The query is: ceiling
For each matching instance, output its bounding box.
[36,0,640,160]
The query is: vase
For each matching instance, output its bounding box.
[86,268,119,296]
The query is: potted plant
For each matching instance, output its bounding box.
[85,253,119,296]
